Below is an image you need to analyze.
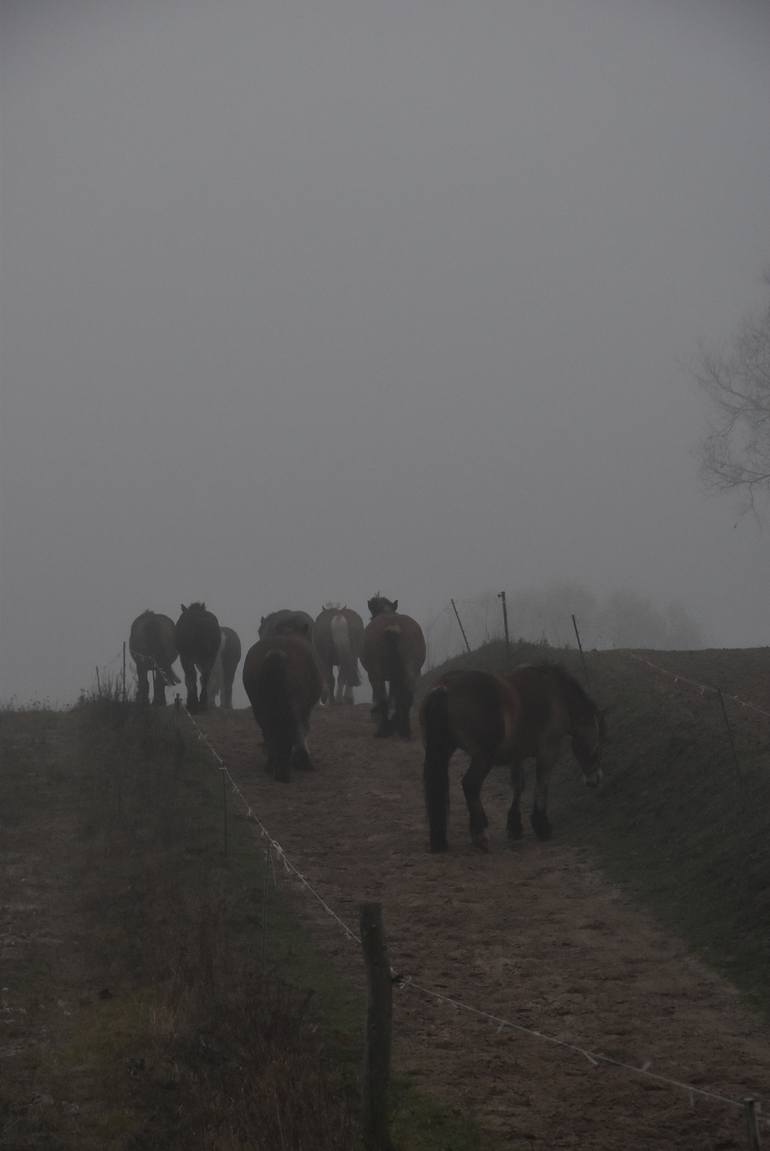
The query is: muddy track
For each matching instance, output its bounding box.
[201,703,770,1150]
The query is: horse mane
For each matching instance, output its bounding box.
[537,662,598,719]
[186,601,207,612]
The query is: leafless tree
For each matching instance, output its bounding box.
[697,278,770,511]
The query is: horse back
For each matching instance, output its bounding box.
[426,669,521,762]
[243,634,322,717]
[505,665,571,754]
[313,607,361,653]
[175,605,221,666]
[362,612,426,678]
[130,610,176,663]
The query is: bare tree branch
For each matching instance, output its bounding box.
[696,285,770,514]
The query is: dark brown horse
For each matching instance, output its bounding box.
[174,603,221,712]
[421,663,606,852]
[242,634,322,782]
[362,595,426,738]
[258,609,314,641]
[207,626,242,709]
[313,605,364,704]
[129,610,180,706]
[367,594,398,617]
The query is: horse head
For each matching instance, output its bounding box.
[367,594,398,618]
[180,601,207,616]
[571,705,607,788]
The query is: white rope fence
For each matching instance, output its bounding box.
[628,652,770,722]
[177,698,769,1138]
[181,702,360,945]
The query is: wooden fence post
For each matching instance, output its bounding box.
[744,1098,761,1150]
[122,641,127,702]
[360,902,394,1151]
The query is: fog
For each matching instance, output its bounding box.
[2,0,770,706]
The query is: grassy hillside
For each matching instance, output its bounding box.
[0,696,489,1151]
[423,641,770,1011]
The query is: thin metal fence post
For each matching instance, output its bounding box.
[450,599,471,653]
[571,614,591,692]
[498,591,511,662]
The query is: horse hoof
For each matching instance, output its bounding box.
[430,840,448,853]
[472,832,490,852]
[531,813,552,841]
[507,824,523,841]
[293,749,314,771]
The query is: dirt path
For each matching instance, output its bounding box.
[202,703,770,1151]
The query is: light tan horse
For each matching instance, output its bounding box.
[207,626,242,709]
[313,605,365,704]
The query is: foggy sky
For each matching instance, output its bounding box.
[2,0,770,705]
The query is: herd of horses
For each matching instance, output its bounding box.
[129,596,607,853]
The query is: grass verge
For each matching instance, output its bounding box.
[1,692,490,1150]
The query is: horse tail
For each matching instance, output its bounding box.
[331,613,360,687]
[384,625,405,693]
[258,650,295,780]
[422,684,452,852]
[207,631,226,699]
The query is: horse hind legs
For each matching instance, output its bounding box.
[462,758,492,852]
[292,729,314,772]
[507,804,524,841]
[395,691,413,740]
[507,762,524,841]
[375,712,393,738]
[530,808,552,840]
[372,685,392,737]
[531,758,553,840]
[183,666,199,713]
